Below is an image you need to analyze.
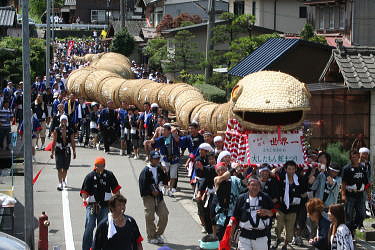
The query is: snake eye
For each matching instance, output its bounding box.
[231,85,242,102]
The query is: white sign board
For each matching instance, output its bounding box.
[248,130,305,165]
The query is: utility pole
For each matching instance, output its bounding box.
[46,0,51,88]
[52,0,55,42]
[205,0,215,82]
[120,0,125,29]
[21,0,34,248]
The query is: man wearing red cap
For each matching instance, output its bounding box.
[80,157,122,250]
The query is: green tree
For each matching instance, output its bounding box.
[0,37,46,83]
[143,37,167,70]
[110,28,135,57]
[30,0,64,23]
[300,23,327,44]
[165,30,203,73]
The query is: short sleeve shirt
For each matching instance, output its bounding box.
[342,164,368,192]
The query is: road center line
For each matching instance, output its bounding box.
[62,183,75,250]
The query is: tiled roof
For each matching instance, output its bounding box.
[126,20,146,37]
[0,7,15,27]
[228,38,300,77]
[322,47,375,88]
[64,0,76,6]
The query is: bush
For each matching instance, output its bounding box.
[326,142,349,168]
[110,28,135,57]
[194,83,227,103]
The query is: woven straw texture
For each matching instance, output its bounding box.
[168,84,196,112]
[91,59,133,79]
[196,104,218,131]
[232,71,311,112]
[66,68,93,97]
[128,79,153,109]
[84,71,121,101]
[157,84,177,111]
[191,101,211,123]
[98,77,124,104]
[100,52,131,67]
[211,102,232,132]
[118,79,147,105]
[176,99,203,128]
[174,89,204,113]
[138,82,164,105]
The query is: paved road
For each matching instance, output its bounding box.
[13,143,203,250]
[10,142,375,250]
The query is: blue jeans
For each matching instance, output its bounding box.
[82,205,109,250]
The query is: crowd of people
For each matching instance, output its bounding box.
[1,38,372,250]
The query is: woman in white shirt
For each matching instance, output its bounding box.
[328,204,354,250]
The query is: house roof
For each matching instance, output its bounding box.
[320,46,375,88]
[229,38,332,77]
[64,0,76,6]
[0,7,15,27]
[125,20,146,37]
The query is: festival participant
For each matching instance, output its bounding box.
[196,152,217,235]
[77,97,90,147]
[341,150,371,235]
[213,162,247,240]
[31,93,49,150]
[50,103,66,134]
[213,136,224,156]
[138,151,169,244]
[64,93,79,133]
[118,101,129,156]
[203,131,214,147]
[216,150,231,167]
[258,164,280,204]
[50,115,76,191]
[11,88,23,124]
[0,101,13,150]
[306,198,330,250]
[327,204,354,250]
[92,194,143,250]
[80,157,122,250]
[359,147,371,183]
[310,163,342,208]
[144,124,183,196]
[228,177,275,249]
[51,93,64,117]
[130,106,141,159]
[98,100,119,153]
[89,102,100,149]
[273,161,302,250]
[19,112,41,162]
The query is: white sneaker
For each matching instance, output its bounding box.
[171,188,177,193]
[32,156,36,163]
[96,144,100,151]
[62,181,67,189]
[120,150,124,156]
[57,183,63,191]
[134,155,138,160]
[35,145,39,150]
[156,236,164,244]
[167,190,174,197]
[148,238,159,244]
[201,226,207,233]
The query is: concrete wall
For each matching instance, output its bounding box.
[353,0,375,46]
[228,0,306,34]
[164,0,229,20]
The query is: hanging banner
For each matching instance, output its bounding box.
[248,130,306,166]
[67,40,74,56]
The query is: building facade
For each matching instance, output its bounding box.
[304,0,375,46]
[228,0,307,34]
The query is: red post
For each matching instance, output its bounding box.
[38,211,50,250]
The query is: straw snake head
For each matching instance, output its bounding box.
[230,71,311,131]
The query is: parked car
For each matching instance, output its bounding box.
[0,232,30,250]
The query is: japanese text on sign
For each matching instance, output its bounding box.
[248,130,305,165]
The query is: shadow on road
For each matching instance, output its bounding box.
[12,198,39,241]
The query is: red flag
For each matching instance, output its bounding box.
[32,167,44,184]
[67,40,74,56]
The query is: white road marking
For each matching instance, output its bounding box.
[62,182,75,250]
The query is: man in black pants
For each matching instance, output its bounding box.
[98,100,118,153]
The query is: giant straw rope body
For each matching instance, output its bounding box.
[68,52,311,132]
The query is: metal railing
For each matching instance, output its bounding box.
[35,23,108,30]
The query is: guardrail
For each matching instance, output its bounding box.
[35,23,108,30]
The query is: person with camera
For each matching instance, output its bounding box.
[138,151,169,244]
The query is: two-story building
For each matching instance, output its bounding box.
[228,0,307,34]
[304,0,375,46]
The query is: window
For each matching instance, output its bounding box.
[317,5,345,31]
[234,1,244,15]
[91,10,106,23]
[252,1,256,16]
[299,6,307,18]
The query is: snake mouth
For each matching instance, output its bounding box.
[233,110,304,127]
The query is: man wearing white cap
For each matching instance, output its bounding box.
[213,136,224,156]
[359,147,372,183]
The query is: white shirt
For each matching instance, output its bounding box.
[148,165,158,184]
[238,195,270,230]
